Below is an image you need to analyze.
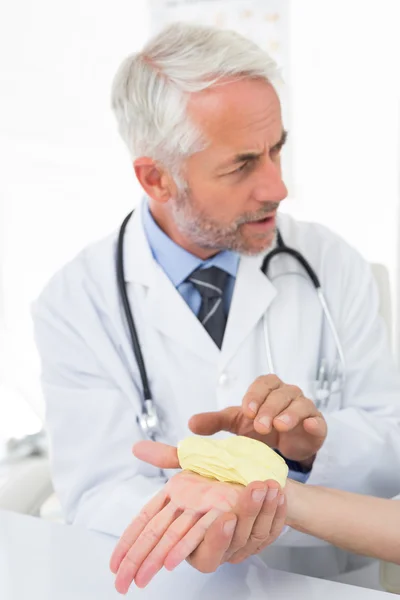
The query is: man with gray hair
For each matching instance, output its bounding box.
[33,21,400,590]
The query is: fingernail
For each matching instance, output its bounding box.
[276,414,291,425]
[266,488,279,502]
[223,520,237,536]
[258,416,271,429]
[248,401,258,414]
[278,495,285,506]
[252,488,267,503]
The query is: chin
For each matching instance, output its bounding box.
[240,236,275,256]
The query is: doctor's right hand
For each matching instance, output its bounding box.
[189,374,327,466]
[110,442,285,592]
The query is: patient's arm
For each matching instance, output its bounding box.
[286,480,400,564]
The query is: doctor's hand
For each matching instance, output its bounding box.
[110,443,285,592]
[190,375,327,465]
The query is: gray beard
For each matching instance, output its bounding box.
[170,186,279,255]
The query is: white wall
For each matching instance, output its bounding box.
[0,0,150,434]
[285,0,400,353]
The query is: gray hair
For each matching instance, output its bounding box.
[111,22,280,175]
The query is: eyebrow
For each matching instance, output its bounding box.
[223,129,288,168]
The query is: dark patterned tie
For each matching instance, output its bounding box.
[188,266,229,349]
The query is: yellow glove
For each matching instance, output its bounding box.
[178,435,288,487]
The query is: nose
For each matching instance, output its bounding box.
[252,158,288,204]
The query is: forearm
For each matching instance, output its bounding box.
[285,480,400,564]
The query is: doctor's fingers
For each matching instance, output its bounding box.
[242,375,282,419]
[303,415,327,441]
[189,406,241,436]
[252,386,304,434]
[223,481,278,561]
[110,488,168,574]
[270,397,325,434]
[133,440,180,469]
[114,501,181,594]
[228,489,286,564]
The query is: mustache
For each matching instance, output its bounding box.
[236,203,280,225]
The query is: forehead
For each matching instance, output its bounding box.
[187,78,283,152]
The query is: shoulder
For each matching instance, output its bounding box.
[277,212,369,275]
[278,212,349,253]
[32,230,119,320]
[276,213,376,315]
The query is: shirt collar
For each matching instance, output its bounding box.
[142,199,239,287]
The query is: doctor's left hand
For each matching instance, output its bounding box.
[190,375,327,466]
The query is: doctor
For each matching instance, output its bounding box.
[33,22,400,578]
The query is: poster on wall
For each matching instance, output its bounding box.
[149,0,292,186]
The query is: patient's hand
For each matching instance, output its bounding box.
[110,471,240,592]
[110,449,285,593]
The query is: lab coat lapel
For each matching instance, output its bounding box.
[123,204,219,363]
[146,266,219,362]
[220,254,277,369]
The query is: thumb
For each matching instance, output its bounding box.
[189,407,240,435]
[133,441,180,469]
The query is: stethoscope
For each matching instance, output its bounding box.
[117,211,345,441]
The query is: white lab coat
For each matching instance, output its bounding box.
[32,204,400,577]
